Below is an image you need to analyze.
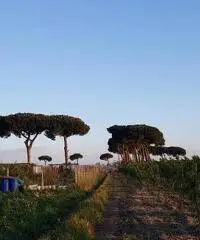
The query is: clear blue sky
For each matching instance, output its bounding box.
[0,1,199,163]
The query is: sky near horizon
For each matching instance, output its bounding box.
[0,1,200,164]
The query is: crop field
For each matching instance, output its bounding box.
[0,117,200,239]
[95,158,200,240]
[0,158,199,240]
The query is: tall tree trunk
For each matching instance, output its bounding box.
[135,147,139,163]
[121,149,126,165]
[144,144,150,162]
[132,148,135,162]
[63,136,68,166]
[41,166,44,189]
[141,144,146,162]
[23,133,38,164]
[146,146,150,161]
[25,144,32,164]
[124,149,129,164]
[140,147,144,162]
[136,149,139,163]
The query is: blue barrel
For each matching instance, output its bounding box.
[0,178,9,192]
[9,178,18,192]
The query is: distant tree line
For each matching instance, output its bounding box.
[0,113,89,165]
[150,146,186,158]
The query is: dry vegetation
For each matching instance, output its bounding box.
[74,165,106,191]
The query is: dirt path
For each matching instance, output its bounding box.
[96,174,200,240]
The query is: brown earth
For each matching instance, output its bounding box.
[96,174,200,240]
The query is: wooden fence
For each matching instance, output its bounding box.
[73,165,106,191]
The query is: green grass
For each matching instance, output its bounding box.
[0,173,107,240]
[39,176,111,240]
[0,188,86,240]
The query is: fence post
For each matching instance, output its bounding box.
[6,167,9,176]
[41,166,44,189]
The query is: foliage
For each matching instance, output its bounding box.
[107,124,165,146]
[0,116,10,137]
[0,113,54,163]
[120,158,200,222]
[0,166,107,240]
[38,155,52,165]
[150,146,186,157]
[70,153,83,165]
[45,115,90,140]
[70,153,83,161]
[38,155,52,162]
[149,146,167,156]
[166,146,186,157]
[107,124,165,163]
[100,153,113,161]
[0,188,86,240]
[0,113,90,164]
[3,113,50,137]
[45,115,90,165]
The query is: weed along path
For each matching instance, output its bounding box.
[96,173,200,240]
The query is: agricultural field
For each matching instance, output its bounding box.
[96,158,200,240]
[0,117,200,239]
[0,158,200,240]
[1,0,200,238]
[0,165,107,240]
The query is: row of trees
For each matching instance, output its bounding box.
[0,113,186,166]
[107,124,186,164]
[0,113,89,165]
[38,153,83,166]
[150,146,186,158]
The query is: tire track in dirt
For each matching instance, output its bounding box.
[96,173,129,240]
[96,174,200,240]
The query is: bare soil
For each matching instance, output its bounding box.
[96,174,200,240]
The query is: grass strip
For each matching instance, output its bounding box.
[40,175,111,240]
